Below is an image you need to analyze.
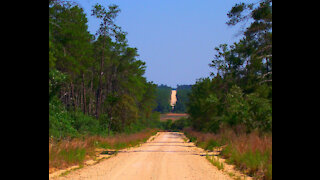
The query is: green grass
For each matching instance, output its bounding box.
[184,131,221,151]
[205,139,221,151]
[206,154,224,170]
[58,148,86,164]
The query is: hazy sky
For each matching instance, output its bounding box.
[73,0,254,88]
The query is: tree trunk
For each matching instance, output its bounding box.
[82,73,87,114]
[67,85,71,109]
[75,89,79,110]
[71,82,75,110]
[89,75,93,115]
[96,41,105,118]
[80,84,83,111]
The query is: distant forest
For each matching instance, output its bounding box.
[154,84,192,113]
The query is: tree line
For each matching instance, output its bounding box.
[49,1,159,138]
[187,0,272,133]
[173,85,192,113]
[154,84,192,113]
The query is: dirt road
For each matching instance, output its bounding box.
[53,132,232,180]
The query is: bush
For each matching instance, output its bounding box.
[187,80,272,134]
[170,118,191,131]
[206,139,221,151]
[49,97,101,138]
[72,110,100,135]
[246,93,272,132]
[164,119,173,130]
[224,85,272,132]
[49,69,67,100]
[49,97,78,138]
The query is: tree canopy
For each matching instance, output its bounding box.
[187,0,272,133]
[49,1,159,138]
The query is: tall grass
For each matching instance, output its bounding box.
[183,127,272,180]
[49,128,158,170]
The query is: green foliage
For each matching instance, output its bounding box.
[224,85,250,127]
[153,84,191,113]
[187,0,272,134]
[72,110,100,135]
[58,148,86,164]
[170,118,191,131]
[206,154,224,170]
[173,85,192,113]
[164,119,173,130]
[49,2,161,139]
[187,78,223,132]
[187,81,272,133]
[158,117,191,131]
[49,97,78,138]
[206,139,221,151]
[246,92,272,132]
[154,85,172,113]
[49,69,67,100]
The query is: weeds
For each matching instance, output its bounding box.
[49,128,158,170]
[206,154,224,170]
[184,127,272,180]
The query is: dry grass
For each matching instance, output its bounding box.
[222,131,272,180]
[49,128,158,171]
[160,113,189,121]
[183,127,272,180]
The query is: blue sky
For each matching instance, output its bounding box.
[73,0,255,88]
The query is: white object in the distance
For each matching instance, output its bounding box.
[170,90,177,109]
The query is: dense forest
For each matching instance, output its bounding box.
[49,1,160,138]
[182,1,272,178]
[48,0,272,136]
[153,85,172,113]
[187,0,272,133]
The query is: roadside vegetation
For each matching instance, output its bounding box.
[206,154,224,171]
[49,0,271,179]
[184,127,271,180]
[176,1,272,179]
[49,0,162,172]
[49,129,158,170]
[49,0,162,136]
[154,85,172,113]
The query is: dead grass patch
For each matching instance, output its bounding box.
[49,128,158,172]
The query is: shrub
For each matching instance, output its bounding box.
[49,97,78,138]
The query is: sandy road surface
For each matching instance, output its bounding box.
[53,132,232,180]
[170,90,177,107]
